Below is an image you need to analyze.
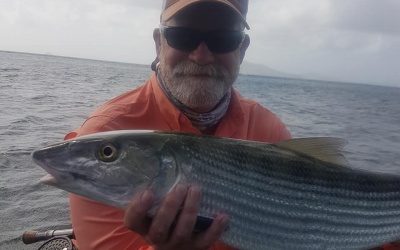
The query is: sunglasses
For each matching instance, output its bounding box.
[159,25,245,54]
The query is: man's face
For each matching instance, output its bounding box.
[155,4,250,113]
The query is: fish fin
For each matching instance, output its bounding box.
[275,137,349,166]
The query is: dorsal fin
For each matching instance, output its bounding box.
[275,137,349,166]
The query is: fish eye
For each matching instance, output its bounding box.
[98,143,118,162]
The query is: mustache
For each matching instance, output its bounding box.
[172,61,227,78]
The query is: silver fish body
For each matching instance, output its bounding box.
[32,130,400,250]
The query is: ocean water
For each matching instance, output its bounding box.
[1,50,399,249]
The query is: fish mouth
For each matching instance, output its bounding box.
[39,171,94,187]
[40,174,59,185]
[32,151,75,187]
[39,171,75,187]
[32,142,76,186]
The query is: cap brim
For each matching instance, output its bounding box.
[161,0,250,30]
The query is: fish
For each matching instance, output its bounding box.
[32,130,400,250]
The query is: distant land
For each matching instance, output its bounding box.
[240,61,299,79]
[2,50,397,88]
[240,61,400,88]
[240,61,364,86]
[240,61,340,83]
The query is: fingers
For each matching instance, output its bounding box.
[170,187,201,244]
[159,186,228,249]
[194,214,229,249]
[124,189,154,235]
[124,185,229,250]
[147,184,188,244]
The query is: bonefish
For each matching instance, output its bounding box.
[32,130,400,250]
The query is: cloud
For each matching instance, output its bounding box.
[0,0,160,63]
[246,0,400,86]
[330,0,400,35]
[0,0,399,86]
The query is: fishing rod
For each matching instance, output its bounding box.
[22,229,78,250]
[22,229,75,244]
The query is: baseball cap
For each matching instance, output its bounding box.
[161,0,250,30]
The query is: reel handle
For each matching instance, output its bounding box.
[22,229,74,244]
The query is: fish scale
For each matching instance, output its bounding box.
[169,135,400,249]
[32,130,400,250]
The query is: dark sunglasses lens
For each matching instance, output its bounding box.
[164,28,201,52]
[206,31,244,53]
[163,27,244,53]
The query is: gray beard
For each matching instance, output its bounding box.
[160,60,238,112]
[156,71,232,130]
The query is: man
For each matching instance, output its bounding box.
[66,0,291,249]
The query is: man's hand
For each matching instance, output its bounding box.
[124,184,228,250]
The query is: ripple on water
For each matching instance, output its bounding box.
[0,68,22,72]
[2,51,399,250]
[0,153,11,169]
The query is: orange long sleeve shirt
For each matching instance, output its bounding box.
[67,74,291,250]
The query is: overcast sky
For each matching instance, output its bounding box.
[1,0,399,87]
